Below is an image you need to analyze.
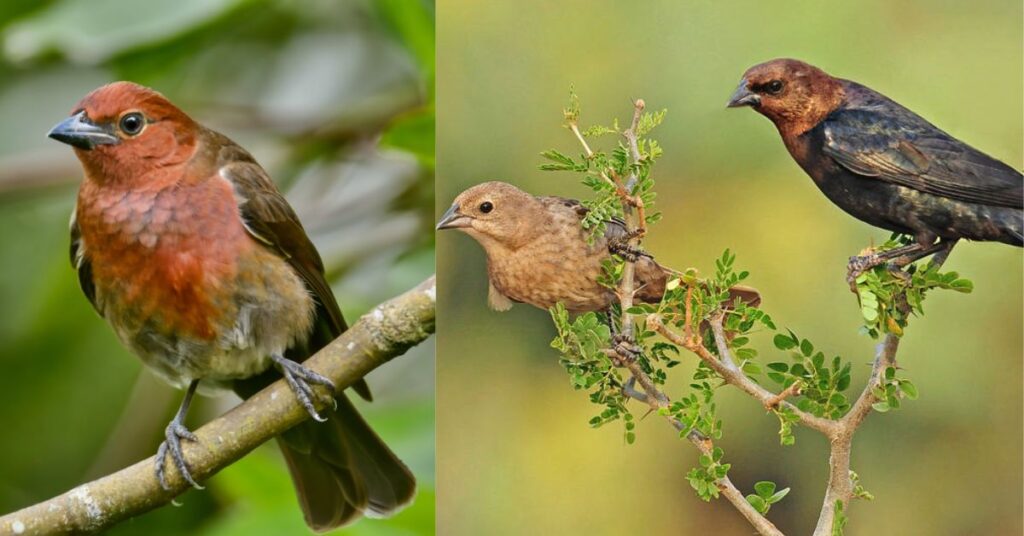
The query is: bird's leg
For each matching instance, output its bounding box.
[621,376,649,403]
[603,309,619,337]
[610,333,642,365]
[846,239,952,284]
[608,241,643,262]
[155,379,202,490]
[923,238,958,269]
[271,353,336,422]
[886,239,955,268]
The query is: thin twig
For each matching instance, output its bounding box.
[0,276,436,535]
[647,313,838,436]
[620,353,784,536]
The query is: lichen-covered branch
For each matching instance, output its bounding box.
[0,276,436,536]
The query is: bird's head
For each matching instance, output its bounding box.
[48,82,200,185]
[437,181,545,250]
[727,58,844,135]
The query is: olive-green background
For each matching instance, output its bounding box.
[0,1,435,534]
[437,1,1022,534]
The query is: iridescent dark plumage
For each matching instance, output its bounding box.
[729,59,1022,267]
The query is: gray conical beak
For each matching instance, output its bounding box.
[48,111,119,150]
[727,79,760,108]
[436,204,471,230]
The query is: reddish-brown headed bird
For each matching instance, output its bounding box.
[48,82,414,531]
[727,59,1022,272]
[436,181,760,313]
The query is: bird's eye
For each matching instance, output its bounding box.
[766,80,784,95]
[119,113,145,136]
[479,201,494,214]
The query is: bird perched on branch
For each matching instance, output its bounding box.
[437,181,760,313]
[49,82,414,531]
[727,58,1022,275]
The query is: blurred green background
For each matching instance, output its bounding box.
[437,1,1022,534]
[0,0,435,534]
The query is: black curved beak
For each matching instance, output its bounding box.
[436,204,471,230]
[47,111,120,150]
[727,79,760,108]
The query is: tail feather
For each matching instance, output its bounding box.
[278,394,416,531]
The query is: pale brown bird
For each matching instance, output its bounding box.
[437,181,760,313]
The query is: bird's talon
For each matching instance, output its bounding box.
[273,354,335,421]
[155,420,203,490]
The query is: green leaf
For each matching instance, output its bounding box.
[768,487,791,504]
[746,494,767,514]
[899,381,919,400]
[754,481,776,498]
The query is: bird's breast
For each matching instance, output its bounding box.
[76,177,314,386]
[486,234,611,312]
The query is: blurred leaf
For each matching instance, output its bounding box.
[3,0,246,63]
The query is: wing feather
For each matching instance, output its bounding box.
[822,108,1022,208]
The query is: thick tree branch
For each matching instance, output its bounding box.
[810,333,898,536]
[0,276,436,536]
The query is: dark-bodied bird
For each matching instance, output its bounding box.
[49,82,414,531]
[436,181,760,313]
[727,58,1022,274]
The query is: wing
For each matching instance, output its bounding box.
[821,107,1022,208]
[70,210,100,315]
[541,196,631,242]
[214,135,371,400]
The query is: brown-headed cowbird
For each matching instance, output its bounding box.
[437,181,760,313]
[727,58,1022,272]
[49,82,414,530]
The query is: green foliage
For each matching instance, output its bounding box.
[769,331,852,419]
[745,480,790,515]
[774,406,800,446]
[540,87,667,241]
[550,304,634,438]
[870,366,919,413]
[659,376,722,441]
[687,446,731,501]
[854,236,973,338]
[832,500,848,536]
[850,470,874,501]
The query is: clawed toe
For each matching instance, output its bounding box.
[156,421,202,490]
[272,354,336,422]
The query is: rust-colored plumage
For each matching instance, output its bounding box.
[53,82,414,530]
[728,59,1022,269]
[438,181,760,313]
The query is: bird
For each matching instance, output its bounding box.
[436,181,760,314]
[727,58,1022,275]
[48,81,415,531]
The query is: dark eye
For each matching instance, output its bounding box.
[766,80,784,95]
[479,201,494,213]
[119,113,144,135]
